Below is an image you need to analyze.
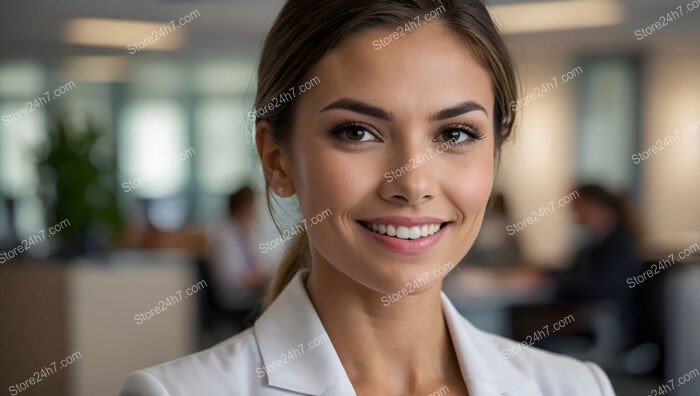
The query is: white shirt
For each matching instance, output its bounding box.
[207,220,261,309]
[119,270,616,395]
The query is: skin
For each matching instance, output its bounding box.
[257,22,496,395]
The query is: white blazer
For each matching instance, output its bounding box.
[119,270,616,396]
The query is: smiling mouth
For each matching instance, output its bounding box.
[358,221,449,240]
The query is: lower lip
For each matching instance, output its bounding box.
[357,222,448,255]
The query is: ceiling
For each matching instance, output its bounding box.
[0,0,699,62]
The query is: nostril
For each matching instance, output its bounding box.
[391,195,410,203]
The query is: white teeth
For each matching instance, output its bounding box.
[396,226,409,239]
[363,222,443,239]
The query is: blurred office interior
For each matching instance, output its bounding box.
[0,1,699,395]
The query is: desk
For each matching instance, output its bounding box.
[444,267,555,336]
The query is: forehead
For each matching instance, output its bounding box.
[302,22,494,116]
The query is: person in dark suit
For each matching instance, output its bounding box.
[555,184,642,347]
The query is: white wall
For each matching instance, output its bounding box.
[68,256,197,396]
[497,52,578,265]
[641,44,700,250]
[499,42,700,265]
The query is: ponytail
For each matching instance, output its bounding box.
[261,230,309,310]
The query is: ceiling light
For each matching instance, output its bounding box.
[63,18,185,51]
[488,0,625,34]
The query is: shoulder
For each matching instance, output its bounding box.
[470,321,616,395]
[119,328,262,396]
[442,292,616,395]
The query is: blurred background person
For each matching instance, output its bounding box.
[206,186,270,315]
[545,184,645,357]
[555,184,641,308]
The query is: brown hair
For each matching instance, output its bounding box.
[254,0,518,309]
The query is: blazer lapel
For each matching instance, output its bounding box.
[441,293,544,396]
[254,272,543,396]
[254,270,354,395]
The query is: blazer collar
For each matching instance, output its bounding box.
[254,270,350,395]
[254,270,540,396]
[441,293,541,395]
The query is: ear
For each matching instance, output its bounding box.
[255,121,295,197]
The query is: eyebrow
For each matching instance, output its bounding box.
[429,101,488,121]
[321,98,393,120]
[320,97,488,121]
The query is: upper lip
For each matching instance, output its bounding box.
[359,216,448,227]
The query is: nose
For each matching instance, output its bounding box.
[380,142,435,206]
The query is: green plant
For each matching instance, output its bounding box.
[37,118,122,256]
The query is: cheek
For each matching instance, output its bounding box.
[459,164,493,205]
[448,149,495,212]
[445,155,493,262]
[290,140,379,228]
[289,145,379,277]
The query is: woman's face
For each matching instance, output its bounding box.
[283,22,495,296]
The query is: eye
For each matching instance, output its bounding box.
[435,124,485,147]
[329,121,380,143]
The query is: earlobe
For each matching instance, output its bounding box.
[256,121,295,197]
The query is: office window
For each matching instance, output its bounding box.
[0,102,47,198]
[195,98,255,194]
[0,62,46,97]
[576,57,640,192]
[119,101,189,198]
[0,62,49,237]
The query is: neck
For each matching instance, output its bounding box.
[304,252,463,392]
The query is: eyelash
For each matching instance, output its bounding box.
[328,120,377,147]
[328,120,485,148]
[438,123,485,147]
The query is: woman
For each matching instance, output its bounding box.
[120,0,616,394]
